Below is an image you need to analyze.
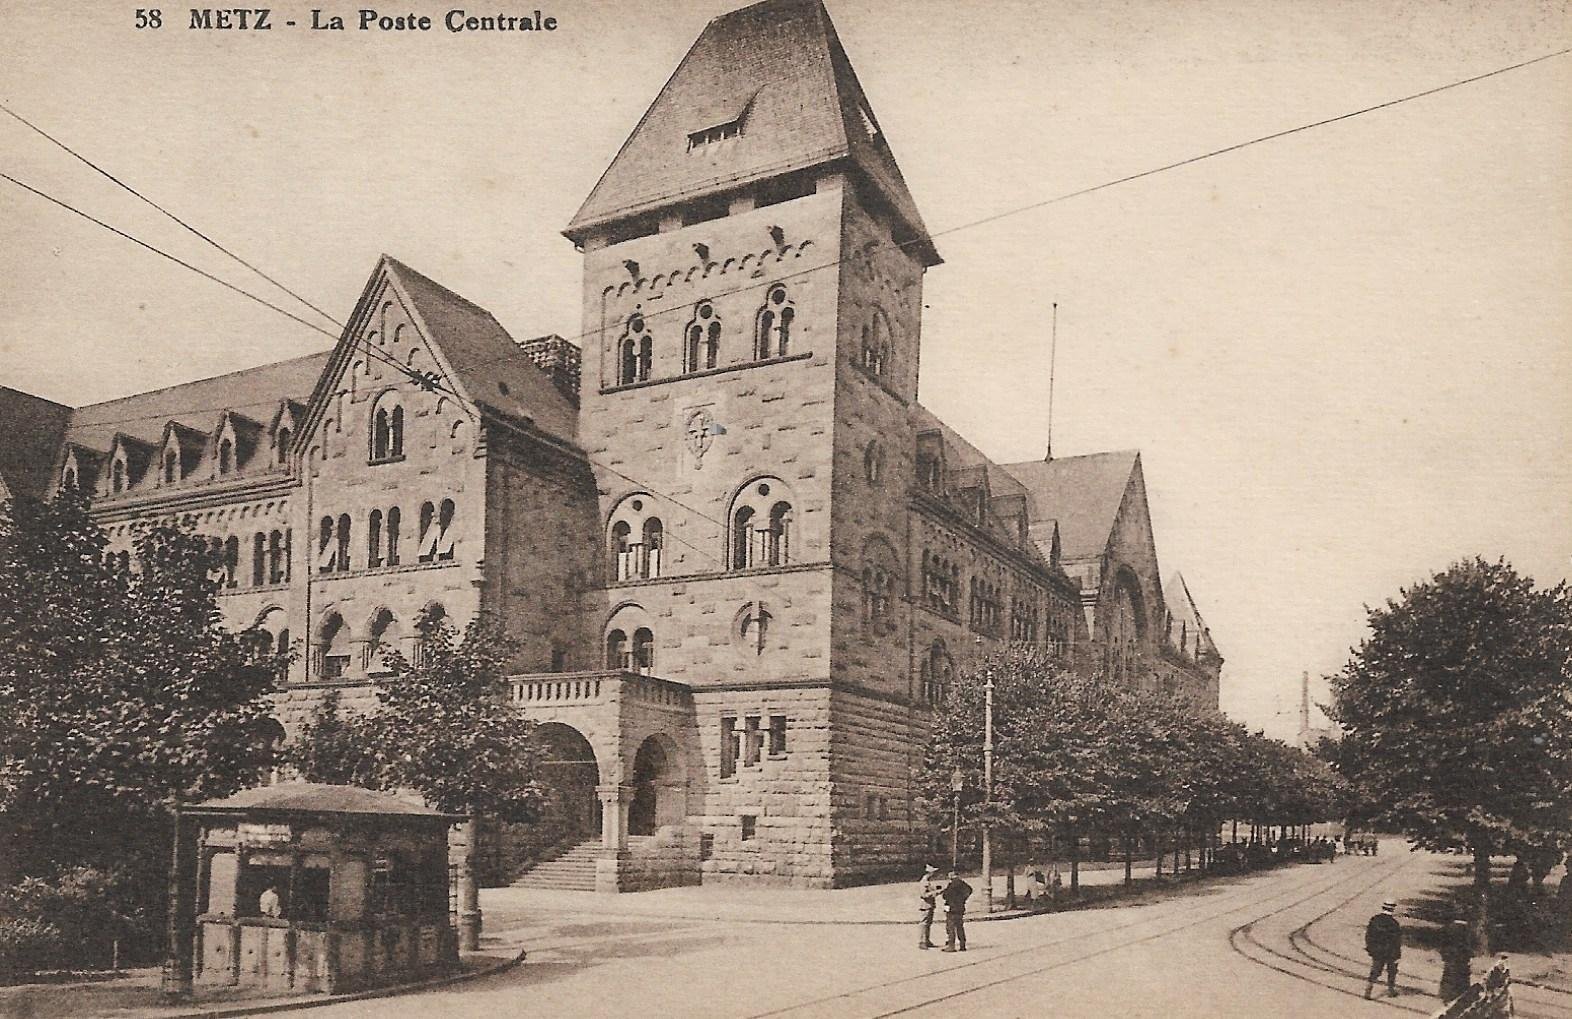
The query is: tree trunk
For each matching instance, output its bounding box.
[1069,826,1080,894]
[1155,831,1164,878]
[1005,838,1016,910]
[1123,829,1133,886]
[1471,836,1492,955]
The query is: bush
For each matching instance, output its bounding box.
[0,917,66,980]
[0,867,149,972]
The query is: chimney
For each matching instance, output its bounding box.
[516,334,582,406]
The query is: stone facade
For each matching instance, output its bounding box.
[3,0,1225,892]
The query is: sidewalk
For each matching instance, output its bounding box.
[480,860,1195,928]
[0,931,528,1019]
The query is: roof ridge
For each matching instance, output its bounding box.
[71,350,331,414]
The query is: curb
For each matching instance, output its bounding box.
[159,946,528,1019]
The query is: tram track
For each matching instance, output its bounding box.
[744,853,1405,1018]
[1228,854,1567,1019]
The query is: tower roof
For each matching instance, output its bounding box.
[565,0,938,266]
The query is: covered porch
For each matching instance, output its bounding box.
[507,670,702,892]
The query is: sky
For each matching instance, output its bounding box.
[2,0,1568,740]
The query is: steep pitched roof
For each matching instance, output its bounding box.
[565,0,938,265]
[0,387,72,502]
[1000,451,1141,562]
[379,257,578,442]
[63,352,331,455]
[1165,572,1220,658]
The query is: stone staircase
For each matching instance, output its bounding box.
[511,839,602,891]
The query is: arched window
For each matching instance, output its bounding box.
[861,538,899,629]
[370,393,405,462]
[368,510,384,568]
[163,450,179,485]
[729,477,796,571]
[335,514,351,572]
[223,536,240,588]
[923,640,953,704]
[864,441,885,485]
[111,459,125,494]
[386,507,401,566]
[767,502,792,566]
[276,427,292,465]
[619,337,638,385]
[617,313,652,385]
[268,530,285,584]
[367,608,401,676]
[62,466,77,490]
[218,438,234,475]
[684,302,721,373]
[417,501,436,562]
[755,285,794,360]
[642,518,664,578]
[731,506,754,570]
[252,533,266,586]
[436,499,456,561]
[317,612,350,680]
[633,628,654,674]
[610,520,633,579]
[606,628,629,670]
[861,309,892,378]
[608,494,664,580]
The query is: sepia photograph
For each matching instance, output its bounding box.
[0,1,1568,1016]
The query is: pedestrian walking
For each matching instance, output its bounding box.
[1439,919,1472,1002]
[940,870,972,952]
[917,864,940,949]
[1363,899,1402,999]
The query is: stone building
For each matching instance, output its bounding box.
[0,0,1221,890]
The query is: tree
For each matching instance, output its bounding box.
[0,492,283,948]
[284,611,543,821]
[1327,558,1572,949]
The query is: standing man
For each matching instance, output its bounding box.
[940,870,972,953]
[917,864,940,949]
[1439,919,1473,1001]
[1363,899,1402,998]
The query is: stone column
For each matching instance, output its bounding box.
[455,818,481,951]
[595,784,633,893]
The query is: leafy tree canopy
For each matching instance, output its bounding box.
[1327,557,1572,861]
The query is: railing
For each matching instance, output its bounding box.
[507,670,691,708]
[614,544,662,581]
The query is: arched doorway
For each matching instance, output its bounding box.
[535,723,601,840]
[628,734,683,837]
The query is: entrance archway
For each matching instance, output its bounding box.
[535,723,601,840]
[628,734,683,836]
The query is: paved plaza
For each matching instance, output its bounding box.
[275,847,1568,1019]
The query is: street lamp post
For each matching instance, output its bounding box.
[950,766,964,870]
[982,665,995,915]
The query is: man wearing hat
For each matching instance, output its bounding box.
[916,865,942,949]
[1363,899,1403,998]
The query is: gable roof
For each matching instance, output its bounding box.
[0,387,72,502]
[565,0,938,265]
[1000,451,1141,562]
[376,257,578,442]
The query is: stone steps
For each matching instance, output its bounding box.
[512,840,602,891]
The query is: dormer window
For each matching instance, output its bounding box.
[218,438,234,475]
[162,450,179,485]
[62,467,77,490]
[111,458,126,494]
[687,118,742,152]
[276,427,292,465]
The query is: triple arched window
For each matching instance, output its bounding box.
[730,477,795,571]
[370,393,405,462]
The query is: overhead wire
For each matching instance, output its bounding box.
[6,45,1567,556]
